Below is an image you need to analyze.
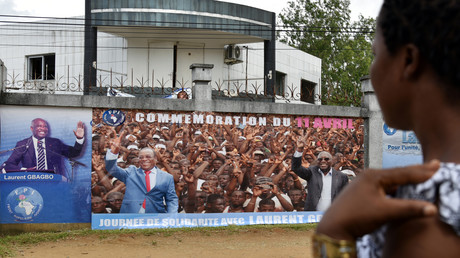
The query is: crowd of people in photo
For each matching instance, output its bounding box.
[91,109,365,214]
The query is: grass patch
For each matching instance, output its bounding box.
[0,224,317,257]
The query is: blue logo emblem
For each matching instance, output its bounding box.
[383,124,397,136]
[6,187,44,221]
[102,109,126,127]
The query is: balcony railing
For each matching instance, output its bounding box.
[1,69,323,104]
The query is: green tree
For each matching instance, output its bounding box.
[278,0,375,106]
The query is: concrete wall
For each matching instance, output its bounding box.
[96,33,127,76]
[0,91,362,117]
[0,18,85,82]
[0,76,383,233]
[112,39,322,95]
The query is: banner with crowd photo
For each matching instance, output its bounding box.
[91,108,364,229]
[382,123,423,168]
[0,106,92,224]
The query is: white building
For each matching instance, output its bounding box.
[0,0,321,104]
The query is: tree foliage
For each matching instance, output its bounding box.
[278,0,375,106]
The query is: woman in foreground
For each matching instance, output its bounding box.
[315,0,460,257]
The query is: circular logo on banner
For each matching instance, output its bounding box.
[6,187,44,221]
[383,123,397,136]
[102,109,126,127]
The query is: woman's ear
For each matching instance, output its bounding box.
[402,44,422,80]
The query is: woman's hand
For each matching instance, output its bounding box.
[317,160,440,241]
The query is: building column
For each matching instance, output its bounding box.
[0,59,5,92]
[263,12,276,100]
[361,75,383,169]
[84,0,97,95]
[190,63,214,111]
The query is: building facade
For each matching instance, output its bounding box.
[0,0,321,103]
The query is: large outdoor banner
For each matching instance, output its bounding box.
[91,108,364,229]
[92,211,323,230]
[0,106,92,223]
[382,123,423,168]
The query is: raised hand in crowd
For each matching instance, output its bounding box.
[172,148,181,161]
[92,154,113,191]
[288,171,303,190]
[109,130,126,154]
[244,184,262,212]
[270,182,294,212]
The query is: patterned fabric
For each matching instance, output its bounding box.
[357,162,460,258]
[36,140,46,170]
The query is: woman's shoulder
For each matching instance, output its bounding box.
[396,162,460,234]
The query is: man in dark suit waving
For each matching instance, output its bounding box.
[2,118,85,176]
[291,139,348,211]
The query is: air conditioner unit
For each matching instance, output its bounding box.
[224,45,243,65]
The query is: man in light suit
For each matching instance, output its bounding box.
[105,133,178,213]
[291,140,349,211]
[2,118,85,176]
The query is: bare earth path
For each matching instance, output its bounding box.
[14,228,314,258]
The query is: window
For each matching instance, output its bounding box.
[27,54,55,80]
[275,71,286,96]
[301,79,316,104]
